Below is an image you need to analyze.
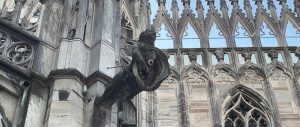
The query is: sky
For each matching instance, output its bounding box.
[150,0,300,49]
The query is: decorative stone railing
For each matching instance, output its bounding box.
[164,47,300,71]
[0,19,39,74]
[0,0,44,36]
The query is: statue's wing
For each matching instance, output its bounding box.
[133,48,170,91]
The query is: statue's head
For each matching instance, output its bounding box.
[138,29,156,46]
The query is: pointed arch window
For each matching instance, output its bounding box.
[285,21,300,46]
[260,22,279,47]
[155,24,174,49]
[209,23,227,48]
[224,92,271,127]
[235,22,252,47]
[182,23,200,48]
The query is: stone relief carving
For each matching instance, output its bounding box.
[214,48,225,63]
[68,0,80,39]
[6,42,33,68]
[213,69,235,82]
[96,29,170,107]
[270,68,290,80]
[0,29,35,70]
[240,69,263,83]
[185,70,206,84]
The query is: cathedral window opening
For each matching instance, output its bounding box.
[182,23,201,48]
[235,23,253,47]
[224,92,270,127]
[155,24,174,49]
[291,53,299,64]
[285,21,300,46]
[183,54,190,65]
[209,23,227,48]
[197,55,203,65]
[238,53,257,64]
[168,54,176,66]
[211,53,230,65]
[260,22,279,47]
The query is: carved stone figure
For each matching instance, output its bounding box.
[68,0,80,39]
[96,29,170,107]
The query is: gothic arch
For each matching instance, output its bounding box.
[230,10,254,37]
[153,11,177,38]
[212,65,237,82]
[181,63,209,81]
[238,63,266,80]
[181,63,212,126]
[281,11,300,37]
[254,8,281,37]
[222,85,272,127]
[204,8,230,38]
[267,64,292,79]
[178,10,203,39]
[121,0,138,29]
[280,6,300,32]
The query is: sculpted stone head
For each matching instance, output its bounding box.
[138,29,156,46]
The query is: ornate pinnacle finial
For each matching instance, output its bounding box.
[242,49,252,62]
[278,0,287,5]
[254,0,262,5]
[221,0,228,9]
[268,49,279,61]
[182,0,190,8]
[230,0,238,6]
[188,50,197,63]
[157,0,166,9]
[206,0,215,7]
[172,0,179,9]
[244,0,250,5]
[196,0,204,11]
[215,49,225,63]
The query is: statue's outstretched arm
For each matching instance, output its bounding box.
[132,43,148,72]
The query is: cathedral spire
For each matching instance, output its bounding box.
[157,0,166,10]
[221,0,229,20]
[172,0,179,27]
[206,0,215,8]
[196,0,204,27]
[268,0,278,22]
[244,0,254,24]
[182,0,190,9]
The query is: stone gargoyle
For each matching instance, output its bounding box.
[95,29,170,107]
